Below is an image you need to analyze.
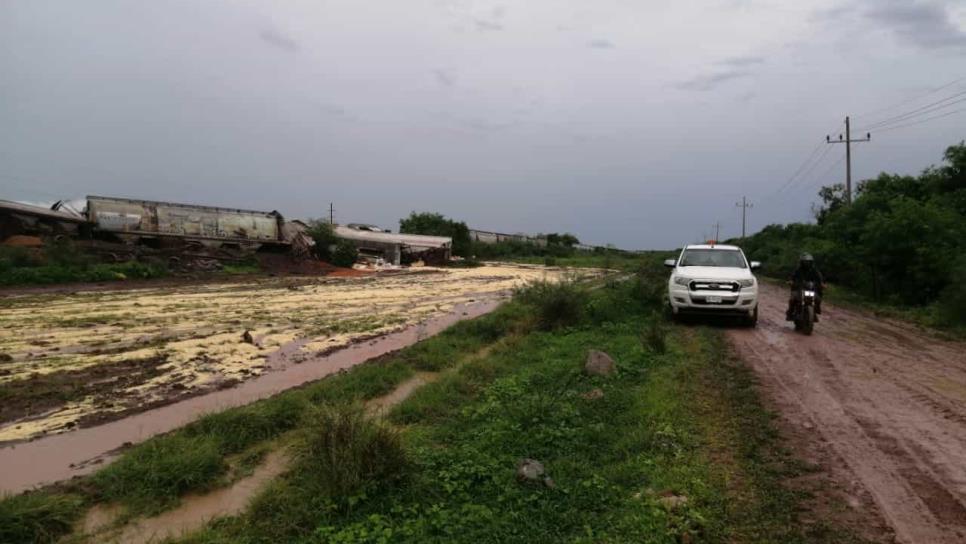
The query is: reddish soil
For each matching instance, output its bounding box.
[728,282,966,544]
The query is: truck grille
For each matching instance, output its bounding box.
[689,281,740,292]
[691,296,738,305]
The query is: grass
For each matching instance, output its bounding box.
[169,270,856,543]
[821,283,966,340]
[0,492,85,544]
[0,261,168,286]
[0,257,861,542]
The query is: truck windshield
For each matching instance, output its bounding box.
[679,249,747,268]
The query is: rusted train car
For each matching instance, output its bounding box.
[86,196,287,250]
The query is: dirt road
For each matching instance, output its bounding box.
[728,283,966,543]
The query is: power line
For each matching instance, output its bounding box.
[788,144,833,192]
[856,91,966,131]
[853,75,966,121]
[873,108,966,134]
[776,140,826,194]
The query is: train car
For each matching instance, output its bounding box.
[86,195,286,249]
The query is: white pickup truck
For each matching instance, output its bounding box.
[664,244,760,326]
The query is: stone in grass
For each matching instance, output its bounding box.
[584,350,616,377]
[657,490,689,510]
[241,330,254,344]
[516,458,555,489]
[581,387,604,400]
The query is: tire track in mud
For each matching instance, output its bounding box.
[728,282,966,544]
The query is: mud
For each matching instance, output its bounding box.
[0,298,501,494]
[0,265,563,442]
[728,282,966,544]
[365,372,440,416]
[0,354,169,426]
[79,371,440,542]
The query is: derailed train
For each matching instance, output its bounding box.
[0,195,304,252]
[85,195,290,250]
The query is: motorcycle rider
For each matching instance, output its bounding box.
[786,253,824,320]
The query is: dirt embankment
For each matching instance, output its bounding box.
[728,282,966,544]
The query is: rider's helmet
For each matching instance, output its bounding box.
[800,253,814,267]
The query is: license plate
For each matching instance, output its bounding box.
[706,296,722,304]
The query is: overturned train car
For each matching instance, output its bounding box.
[86,196,288,251]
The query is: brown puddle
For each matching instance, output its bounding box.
[83,450,290,543]
[79,370,442,542]
[0,299,500,494]
[365,372,440,416]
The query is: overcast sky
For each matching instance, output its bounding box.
[1,1,964,249]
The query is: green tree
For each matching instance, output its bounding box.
[306,220,339,262]
[399,212,471,257]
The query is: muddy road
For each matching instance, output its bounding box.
[729,282,966,544]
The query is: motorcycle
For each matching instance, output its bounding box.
[789,280,819,335]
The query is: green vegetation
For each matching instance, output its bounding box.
[306,221,359,267]
[469,233,583,260]
[0,492,85,544]
[738,141,966,330]
[0,242,167,286]
[399,212,473,258]
[0,257,857,543]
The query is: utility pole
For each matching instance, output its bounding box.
[329,203,334,225]
[826,116,871,204]
[736,197,753,239]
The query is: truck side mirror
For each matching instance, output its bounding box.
[663,259,676,268]
[750,261,761,270]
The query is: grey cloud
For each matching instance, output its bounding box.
[718,55,764,66]
[675,70,751,91]
[588,38,615,49]
[472,5,506,31]
[473,18,504,31]
[866,1,966,49]
[259,28,299,52]
[434,69,456,87]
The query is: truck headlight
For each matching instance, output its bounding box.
[738,279,755,288]
[673,276,690,286]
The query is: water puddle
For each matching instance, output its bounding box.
[83,450,289,543]
[0,299,501,494]
[80,370,443,542]
[365,372,440,416]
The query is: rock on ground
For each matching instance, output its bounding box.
[584,350,616,377]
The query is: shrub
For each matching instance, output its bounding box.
[937,254,966,326]
[641,315,668,354]
[0,492,84,544]
[306,220,340,262]
[331,240,359,268]
[514,278,588,330]
[294,405,407,499]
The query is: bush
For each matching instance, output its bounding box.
[330,240,359,268]
[514,278,589,330]
[937,254,966,326]
[294,405,407,499]
[641,316,668,354]
[0,492,84,544]
[306,220,339,261]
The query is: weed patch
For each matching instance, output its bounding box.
[0,492,84,544]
